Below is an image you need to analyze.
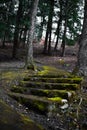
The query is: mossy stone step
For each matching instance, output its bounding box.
[36,66,71,78]
[11,86,29,94]
[20,81,80,90]
[29,88,75,99]
[8,92,68,115]
[24,77,82,84]
[25,74,71,78]
[11,86,75,100]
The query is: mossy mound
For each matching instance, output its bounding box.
[37,66,71,77]
[0,99,44,130]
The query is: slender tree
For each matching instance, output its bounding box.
[37,0,48,41]
[12,0,23,58]
[77,0,87,76]
[43,0,54,54]
[48,0,54,54]
[54,0,62,51]
[25,0,39,69]
[60,0,68,57]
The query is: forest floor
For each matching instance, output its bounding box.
[0,43,87,130]
[0,43,78,72]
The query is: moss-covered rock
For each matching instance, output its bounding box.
[0,99,44,130]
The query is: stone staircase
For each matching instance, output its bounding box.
[8,66,82,115]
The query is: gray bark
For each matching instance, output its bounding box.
[78,0,87,76]
[25,0,39,69]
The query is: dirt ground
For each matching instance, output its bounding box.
[0,43,78,72]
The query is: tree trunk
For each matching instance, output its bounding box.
[43,0,54,54]
[48,31,52,55]
[54,0,62,51]
[54,15,62,51]
[19,29,23,42]
[48,0,54,55]
[77,0,87,76]
[38,16,45,41]
[43,19,49,54]
[12,0,23,58]
[2,32,6,48]
[25,0,39,69]
[23,26,28,47]
[61,0,68,57]
[61,18,67,57]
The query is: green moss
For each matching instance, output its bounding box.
[37,65,70,77]
[24,77,83,84]
[33,100,47,112]
[1,69,35,85]
[8,92,49,114]
[27,63,37,71]
[52,77,83,84]
[1,71,18,81]
[20,80,80,90]
[48,90,75,98]
[20,96,49,114]
[48,97,62,103]
[30,89,75,99]
[9,92,66,114]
